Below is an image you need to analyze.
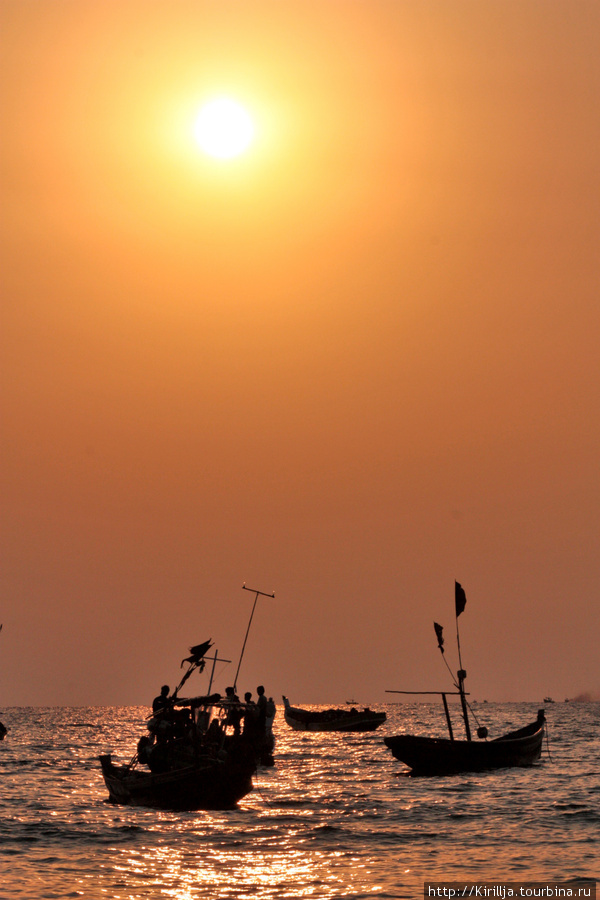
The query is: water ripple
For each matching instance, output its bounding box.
[0,702,598,898]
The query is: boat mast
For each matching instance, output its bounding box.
[205,651,231,695]
[233,583,275,692]
[455,581,471,741]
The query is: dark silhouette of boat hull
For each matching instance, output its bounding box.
[384,712,545,775]
[99,753,254,810]
[283,697,386,732]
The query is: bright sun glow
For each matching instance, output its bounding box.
[194,98,255,159]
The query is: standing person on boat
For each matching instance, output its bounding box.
[255,687,275,766]
[242,692,259,737]
[152,685,173,716]
[265,697,276,736]
[224,686,242,736]
[256,685,268,732]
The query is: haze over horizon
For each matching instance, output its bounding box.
[1,1,599,708]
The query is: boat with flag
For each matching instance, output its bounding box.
[383,582,546,775]
[99,640,258,810]
[99,585,278,809]
[283,697,386,732]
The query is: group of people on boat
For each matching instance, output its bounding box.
[223,685,276,739]
[141,682,276,774]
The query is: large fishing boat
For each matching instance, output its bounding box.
[383,582,546,775]
[99,697,256,810]
[99,585,278,809]
[283,697,386,732]
[99,640,266,810]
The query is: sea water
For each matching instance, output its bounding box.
[0,702,598,899]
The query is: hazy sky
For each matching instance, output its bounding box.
[1,1,599,707]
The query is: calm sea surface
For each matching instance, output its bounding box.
[0,702,598,899]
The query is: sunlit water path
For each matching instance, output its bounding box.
[1,703,598,899]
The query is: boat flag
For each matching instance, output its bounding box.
[181,639,213,669]
[434,622,444,652]
[455,581,467,618]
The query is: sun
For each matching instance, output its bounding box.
[194,98,255,159]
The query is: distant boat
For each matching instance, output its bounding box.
[544,697,554,703]
[384,581,546,776]
[283,697,386,732]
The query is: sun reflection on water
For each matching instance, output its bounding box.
[3,704,598,900]
[106,839,379,899]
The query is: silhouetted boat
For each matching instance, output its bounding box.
[384,710,545,775]
[99,733,255,810]
[283,697,386,732]
[384,581,546,776]
[99,642,257,810]
[544,697,554,703]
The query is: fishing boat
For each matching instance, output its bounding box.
[384,582,546,776]
[99,641,258,810]
[283,696,386,732]
[99,739,254,810]
[384,710,545,775]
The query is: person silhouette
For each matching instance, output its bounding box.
[152,685,172,715]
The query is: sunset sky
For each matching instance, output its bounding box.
[1,1,598,708]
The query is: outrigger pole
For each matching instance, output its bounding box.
[233,583,275,692]
[385,690,469,741]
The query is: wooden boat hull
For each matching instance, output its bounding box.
[99,753,254,810]
[283,697,386,732]
[384,713,545,775]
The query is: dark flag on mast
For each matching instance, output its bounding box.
[181,639,213,668]
[455,581,467,618]
[434,622,445,653]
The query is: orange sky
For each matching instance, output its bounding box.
[1,1,599,706]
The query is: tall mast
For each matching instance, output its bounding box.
[455,581,471,741]
[233,584,275,692]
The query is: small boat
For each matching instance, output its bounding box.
[99,642,258,810]
[544,697,554,703]
[283,696,386,732]
[384,581,546,776]
[384,710,545,775]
